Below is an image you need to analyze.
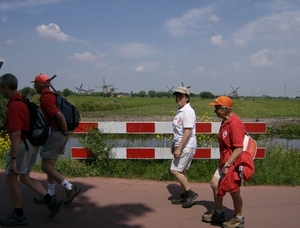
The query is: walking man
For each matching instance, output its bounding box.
[31,73,81,205]
[0,73,62,226]
[202,96,245,228]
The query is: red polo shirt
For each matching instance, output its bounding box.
[39,88,60,130]
[6,93,30,139]
[218,113,244,168]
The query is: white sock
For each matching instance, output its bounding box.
[236,215,244,220]
[47,183,56,196]
[61,179,73,190]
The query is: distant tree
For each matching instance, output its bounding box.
[19,87,32,96]
[199,91,214,99]
[138,90,147,97]
[148,90,156,98]
[62,88,72,97]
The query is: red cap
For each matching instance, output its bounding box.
[209,96,233,107]
[31,73,50,84]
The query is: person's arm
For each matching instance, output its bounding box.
[9,131,21,173]
[55,112,72,136]
[173,128,192,158]
[222,147,243,174]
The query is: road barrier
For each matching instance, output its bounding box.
[71,122,267,159]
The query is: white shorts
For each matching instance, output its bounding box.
[170,147,196,172]
[213,168,225,179]
[39,130,68,159]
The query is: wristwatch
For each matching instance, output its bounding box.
[224,164,230,168]
[11,157,17,160]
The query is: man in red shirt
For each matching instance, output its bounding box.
[31,73,81,205]
[202,96,245,228]
[0,73,63,226]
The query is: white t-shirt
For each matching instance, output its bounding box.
[172,103,197,148]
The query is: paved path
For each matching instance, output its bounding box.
[0,170,299,228]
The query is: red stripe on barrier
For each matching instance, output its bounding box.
[195,123,212,133]
[71,148,93,159]
[74,122,98,133]
[255,148,266,159]
[127,148,155,158]
[244,122,267,133]
[194,148,211,158]
[126,122,155,133]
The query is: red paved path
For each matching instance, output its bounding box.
[0,170,299,228]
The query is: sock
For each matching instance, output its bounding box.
[47,183,56,196]
[236,215,244,220]
[44,193,52,204]
[61,179,72,190]
[215,209,224,215]
[14,207,23,217]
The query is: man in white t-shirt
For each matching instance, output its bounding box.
[170,86,198,208]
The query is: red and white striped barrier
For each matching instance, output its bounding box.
[71,122,267,159]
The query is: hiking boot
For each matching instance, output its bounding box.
[171,193,185,205]
[47,196,63,219]
[222,216,245,228]
[0,212,27,226]
[202,210,225,224]
[34,195,46,204]
[64,185,81,205]
[182,191,198,208]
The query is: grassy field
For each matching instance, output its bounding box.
[60,96,300,118]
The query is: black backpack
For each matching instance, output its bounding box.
[15,96,50,150]
[44,92,80,131]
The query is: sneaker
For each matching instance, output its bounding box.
[64,185,81,205]
[171,193,185,205]
[0,212,27,226]
[222,216,245,228]
[202,210,225,224]
[47,196,63,219]
[182,191,198,208]
[34,195,46,204]
[34,195,56,204]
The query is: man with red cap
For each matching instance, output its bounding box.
[202,96,245,228]
[31,73,81,205]
[0,73,63,226]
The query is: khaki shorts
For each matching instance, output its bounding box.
[170,147,196,172]
[40,130,68,159]
[6,139,39,174]
[213,168,225,179]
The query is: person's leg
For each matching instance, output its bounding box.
[170,169,189,191]
[210,175,223,211]
[230,189,243,216]
[5,173,21,208]
[19,172,47,197]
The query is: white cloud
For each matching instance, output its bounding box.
[208,15,220,22]
[4,39,14,45]
[233,38,247,46]
[234,63,246,72]
[0,0,64,11]
[211,35,224,46]
[249,49,273,67]
[135,66,145,72]
[95,62,108,68]
[115,42,160,58]
[163,7,214,37]
[69,52,95,61]
[233,11,300,42]
[196,67,205,73]
[36,23,68,41]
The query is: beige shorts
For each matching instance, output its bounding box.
[170,146,196,172]
[213,168,225,179]
[6,139,39,174]
[39,130,68,159]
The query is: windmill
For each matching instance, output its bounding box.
[75,84,85,94]
[181,82,191,89]
[83,86,94,94]
[166,86,174,93]
[110,83,118,96]
[228,86,240,98]
[96,77,112,94]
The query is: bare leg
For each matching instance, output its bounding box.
[230,189,243,216]
[19,172,47,196]
[5,173,22,208]
[170,169,190,191]
[210,175,223,210]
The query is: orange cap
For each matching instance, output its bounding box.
[31,73,50,84]
[209,96,233,107]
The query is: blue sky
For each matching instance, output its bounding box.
[1,0,300,97]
